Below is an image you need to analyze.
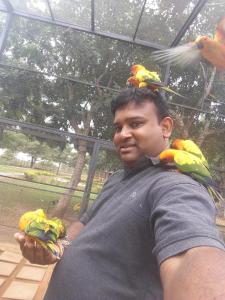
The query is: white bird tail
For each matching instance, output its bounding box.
[152,43,201,67]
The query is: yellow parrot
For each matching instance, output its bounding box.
[159,139,224,205]
[171,139,208,168]
[127,64,185,98]
[152,16,225,70]
[19,209,67,258]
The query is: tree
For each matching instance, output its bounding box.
[0,0,224,216]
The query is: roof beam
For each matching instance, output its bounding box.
[170,0,208,47]
[0,116,115,150]
[91,0,95,32]
[46,0,55,21]
[132,0,147,41]
[0,7,166,50]
[1,0,13,12]
[164,0,208,84]
[0,11,13,59]
[0,62,225,118]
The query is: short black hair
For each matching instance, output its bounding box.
[111,88,169,121]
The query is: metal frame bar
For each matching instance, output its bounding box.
[0,173,98,195]
[1,62,224,118]
[79,141,101,217]
[0,116,115,150]
[163,0,208,84]
[170,0,208,47]
[132,0,147,41]
[1,0,13,12]
[91,0,95,32]
[0,62,120,93]
[0,7,166,50]
[0,10,13,59]
[46,0,55,21]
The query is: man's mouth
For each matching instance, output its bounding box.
[119,144,136,153]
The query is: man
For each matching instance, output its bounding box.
[15,88,225,300]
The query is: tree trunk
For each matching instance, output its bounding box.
[30,156,36,168]
[51,140,87,218]
[56,161,62,175]
[195,119,210,146]
[180,66,217,141]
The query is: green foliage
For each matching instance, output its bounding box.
[24,169,55,181]
[0,0,224,216]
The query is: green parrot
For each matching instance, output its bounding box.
[159,145,224,205]
[19,209,67,258]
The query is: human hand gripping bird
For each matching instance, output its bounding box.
[127,64,185,98]
[18,209,69,259]
[152,16,225,70]
[159,139,224,205]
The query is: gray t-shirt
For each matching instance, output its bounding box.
[44,159,225,300]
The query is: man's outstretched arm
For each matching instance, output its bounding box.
[15,221,85,265]
[160,246,225,300]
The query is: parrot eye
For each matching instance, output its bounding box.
[197,42,204,49]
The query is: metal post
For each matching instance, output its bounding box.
[0,9,13,59]
[1,0,13,12]
[132,0,147,41]
[91,0,95,32]
[79,141,101,217]
[170,0,208,47]
[46,0,55,21]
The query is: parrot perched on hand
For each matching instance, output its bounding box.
[159,139,224,205]
[127,64,185,98]
[19,209,67,258]
[152,16,225,70]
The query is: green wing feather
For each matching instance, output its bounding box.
[145,79,186,98]
[174,151,211,180]
[179,140,208,167]
[173,150,224,204]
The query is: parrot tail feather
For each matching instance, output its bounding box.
[208,186,225,205]
[161,86,187,99]
[151,43,201,66]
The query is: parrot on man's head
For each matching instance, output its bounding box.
[159,139,224,205]
[152,16,225,70]
[127,64,185,98]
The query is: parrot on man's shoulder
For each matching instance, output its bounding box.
[171,139,208,168]
[159,140,224,205]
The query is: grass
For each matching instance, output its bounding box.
[0,165,103,217]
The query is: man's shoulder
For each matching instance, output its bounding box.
[150,167,204,191]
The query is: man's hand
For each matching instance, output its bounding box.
[14,232,58,265]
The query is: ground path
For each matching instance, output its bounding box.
[0,243,54,300]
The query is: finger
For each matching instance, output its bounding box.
[14,232,25,244]
[25,237,36,249]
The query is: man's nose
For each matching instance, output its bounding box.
[120,126,132,138]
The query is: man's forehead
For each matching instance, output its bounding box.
[113,101,157,122]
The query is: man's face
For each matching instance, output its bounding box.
[113,101,171,167]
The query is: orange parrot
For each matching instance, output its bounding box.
[152,16,225,70]
[127,64,185,97]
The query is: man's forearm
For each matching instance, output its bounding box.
[161,247,225,300]
[67,221,85,240]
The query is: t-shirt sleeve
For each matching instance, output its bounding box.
[150,178,225,265]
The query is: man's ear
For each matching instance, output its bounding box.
[160,117,174,138]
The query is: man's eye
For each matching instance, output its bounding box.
[114,126,122,132]
[130,122,142,128]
